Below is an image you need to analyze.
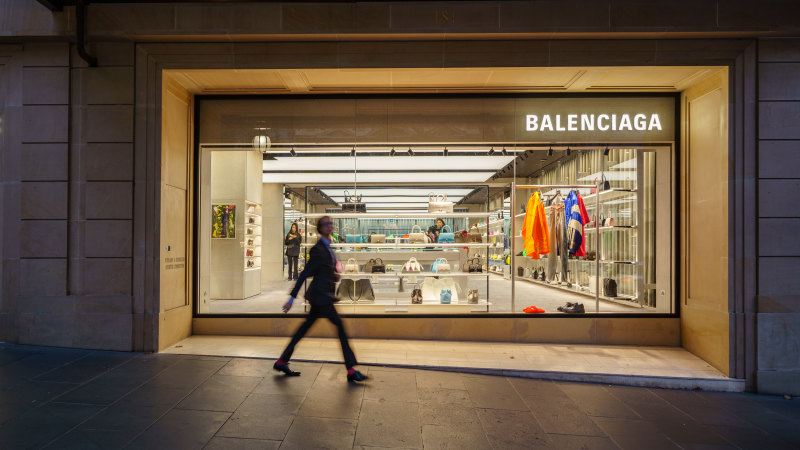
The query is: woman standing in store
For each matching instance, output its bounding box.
[284,222,302,280]
[427,218,446,243]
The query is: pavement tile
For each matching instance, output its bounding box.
[0,401,102,449]
[216,409,296,441]
[557,382,640,419]
[0,349,89,387]
[297,382,365,419]
[58,354,183,405]
[654,420,732,446]
[354,399,422,448]
[0,379,80,425]
[421,423,492,450]
[34,351,134,384]
[546,433,620,449]
[462,376,528,411]
[418,400,482,427]
[203,436,281,449]
[417,387,472,406]
[146,358,227,390]
[605,386,693,422]
[45,427,138,449]
[476,408,552,449]
[281,416,358,450]
[126,409,230,450]
[79,384,191,431]
[0,345,39,365]
[363,368,417,403]
[511,382,605,437]
[732,408,800,447]
[591,416,679,450]
[415,369,467,390]
[217,358,280,377]
[711,424,798,450]
[176,375,262,412]
[252,368,319,396]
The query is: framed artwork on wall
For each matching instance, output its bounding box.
[212,204,236,238]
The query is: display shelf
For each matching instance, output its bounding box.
[304,212,491,219]
[584,225,637,232]
[582,188,637,202]
[340,272,487,278]
[516,276,646,309]
[301,242,488,248]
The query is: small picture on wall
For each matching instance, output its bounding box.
[212,204,236,238]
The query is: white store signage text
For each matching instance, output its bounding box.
[525,113,662,132]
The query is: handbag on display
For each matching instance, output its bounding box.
[368,258,385,273]
[455,230,468,243]
[337,278,375,302]
[246,249,254,257]
[411,285,423,304]
[538,266,546,281]
[344,258,359,274]
[403,257,423,273]
[409,225,429,244]
[342,190,366,213]
[335,279,353,302]
[517,266,524,276]
[591,176,611,194]
[602,217,617,227]
[431,257,451,273]
[468,289,479,304]
[467,224,483,243]
[437,225,455,243]
[428,193,454,214]
[369,233,386,243]
[465,258,483,273]
[440,289,452,304]
[603,278,618,297]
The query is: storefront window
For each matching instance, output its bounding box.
[195,96,675,316]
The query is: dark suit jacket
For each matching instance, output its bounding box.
[289,239,337,306]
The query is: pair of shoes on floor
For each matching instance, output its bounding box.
[347,370,368,383]
[557,302,585,313]
[273,362,301,376]
[523,305,545,313]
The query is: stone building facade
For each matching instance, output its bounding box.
[1,0,799,394]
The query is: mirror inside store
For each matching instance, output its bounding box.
[197,143,674,316]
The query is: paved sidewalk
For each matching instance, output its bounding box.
[1,343,799,449]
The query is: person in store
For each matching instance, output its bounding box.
[427,218,446,243]
[274,215,367,382]
[284,222,302,280]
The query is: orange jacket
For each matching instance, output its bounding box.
[521,192,550,259]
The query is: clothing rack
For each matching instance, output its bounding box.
[511,181,601,313]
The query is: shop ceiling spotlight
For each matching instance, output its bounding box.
[565,146,571,156]
[390,147,396,156]
[350,147,356,157]
[488,147,495,156]
[547,146,553,157]
[407,147,414,156]
[289,147,296,157]
[252,127,271,153]
[443,147,449,156]
[604,146,610,156]
[501,147,508,156]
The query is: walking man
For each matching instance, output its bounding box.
[273,215,368,382]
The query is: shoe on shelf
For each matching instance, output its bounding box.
[561,303,585,314]
[347,370,368,382]
[523,306,545,313]
[273,362,301,376]
[556,302,577,312]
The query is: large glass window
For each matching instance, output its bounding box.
[195,96,675,316]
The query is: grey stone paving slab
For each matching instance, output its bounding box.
[731,408,800,447]
[58,354,184,405]
[418,398,482,427]
[362,368,418,403]
[557,382,640,419]
[354,399,422,448]
[44,427,139,449]
[710,424,798,450]
[0,379,80,425]
[280,415,358,450]
[591,416,679,450]
[546,433,620,449]
[421,423,492,450]
[298,382,365,420]
[462,375,529,411]
[251,362,321,396]
[653,420,732,446]
[216,409,296,441]
[0,349,89,387]
[415,369,467,390]
[604,386,693,422]
[34,351,134,384]
[204,436,281,449]
[126,408,230,450]
[511,382,606,436]
[476,408,553,449]
[218,358,279,377]
[79,384,191,431]
[0,401,103,449]
[146,358,228,390]
[176,375,262,412]
[417,386,472,406]
[0,345,38,365]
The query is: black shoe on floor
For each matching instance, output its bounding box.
[347,370,368,382]
[274,362,301,376]
[562,303,585,314]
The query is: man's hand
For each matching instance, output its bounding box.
[282,297,295,313]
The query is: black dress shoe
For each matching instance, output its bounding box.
[274,362,301,376]
[347,370,368,382]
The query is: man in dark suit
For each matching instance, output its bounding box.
[274,215,367,382]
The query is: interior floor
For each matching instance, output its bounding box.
[208,272,640,314]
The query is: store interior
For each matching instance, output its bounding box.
[195,97,674,316]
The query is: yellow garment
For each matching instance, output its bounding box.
[521,192,550,259]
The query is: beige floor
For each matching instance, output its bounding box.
[163,335,745,392]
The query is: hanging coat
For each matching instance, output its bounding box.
[521,192,550,259]
[565,190,590,257]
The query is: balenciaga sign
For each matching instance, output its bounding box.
[515,96,675,142]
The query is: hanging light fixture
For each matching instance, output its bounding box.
[604,145,610,156]
[443,146,449,156]
[350,146,356,157]
[252,127,271,152]
[547,146,553,157]
[565,146,571,156]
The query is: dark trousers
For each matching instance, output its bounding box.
[280,303,357,368]
[287,256,299,279]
